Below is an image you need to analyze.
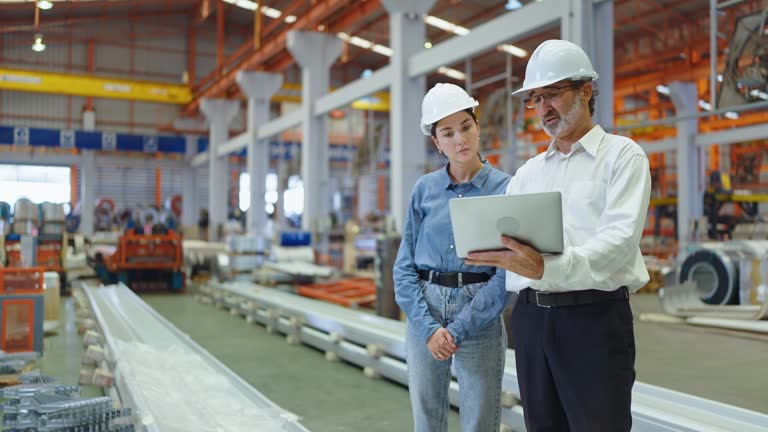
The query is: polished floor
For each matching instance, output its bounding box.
[43,291,768,431]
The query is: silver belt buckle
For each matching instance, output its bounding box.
[457,272,463,288]
[535,291,552,308]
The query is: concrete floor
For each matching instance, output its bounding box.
[42,292,767,432]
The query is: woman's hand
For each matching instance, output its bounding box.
[427,328,458,360]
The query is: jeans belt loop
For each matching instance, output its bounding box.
[457,272,463,288]
[429,270,435,284]
[535,291,552,308]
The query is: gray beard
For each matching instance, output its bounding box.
[542,101,583,137]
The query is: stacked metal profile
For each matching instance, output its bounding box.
[79,283,310,432]
[40,203,67,235]
[200,281,768,432]
[1,375,133,432]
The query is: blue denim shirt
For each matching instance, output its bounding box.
[394,161,512,346]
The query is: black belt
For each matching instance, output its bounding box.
[418,269,492,288]
[521,286,629,308]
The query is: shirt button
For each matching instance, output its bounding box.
[449,245,454,249]
[458,194,463,198]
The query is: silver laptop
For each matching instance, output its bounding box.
[448,191,564,258]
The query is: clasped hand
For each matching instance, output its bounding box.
[427,328,457,360]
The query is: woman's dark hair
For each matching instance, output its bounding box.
[430,108,478,138]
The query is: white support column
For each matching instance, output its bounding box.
[593,0,614,129]
[381,0,437,233]
[669,81,702,252]
[561,0,593,50]
[182,135,199,230]
[286,31,342,237]
[236,71,284,238]
[80,150,96,236]
[561,0,612,129]
[200,98,240,241]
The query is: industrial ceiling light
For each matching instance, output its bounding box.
[31,33,46,52]
[36,0,53,10]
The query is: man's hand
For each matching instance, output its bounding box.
[465,236,545,279]
[427,328,458,360]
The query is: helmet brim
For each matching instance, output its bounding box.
[420,99,478,136]
[511,74,599,96]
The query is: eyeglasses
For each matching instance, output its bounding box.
[523,83,582,109]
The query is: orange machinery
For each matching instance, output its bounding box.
[297,278,376,309]
[0,268,45,353]
[103,230,185,292]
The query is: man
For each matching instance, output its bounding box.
[465,39,651,431]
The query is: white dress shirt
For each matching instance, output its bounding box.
[505,125,651,293]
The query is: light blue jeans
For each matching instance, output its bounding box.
[406,281,507,432]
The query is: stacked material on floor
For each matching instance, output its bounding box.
[79,283,309,432]
[12,198,38,235]
[200,281,768,432]
[182,240,228,283]
[227,235,267,281]
[259,246,334,279]
[657,281,768,334]
[40,202,66,235]
[0,373,133,431]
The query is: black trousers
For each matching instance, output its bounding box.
[511,289,635,432]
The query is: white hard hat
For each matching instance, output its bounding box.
[420,83,479,136]
[512,39,598,96]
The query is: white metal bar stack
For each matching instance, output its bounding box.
[81,283,310,432]
[201,281,768,432]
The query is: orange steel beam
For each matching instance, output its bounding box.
[640,0,695,26]
[184,0,352,115]
[70,165,78,208]
[85,39,94,111]
[262,0,305,38]
[188,23,196,86]
[0,10,189,34]
[155,166,162,207]
[217,0,224,78]
[229,0,382,100]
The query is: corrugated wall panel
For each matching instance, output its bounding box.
[95,164,154,210]
[133,101,179,133]
[197,167,210,211]
[0,90,69,129]
[160,166,184,204]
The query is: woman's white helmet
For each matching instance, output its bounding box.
[512,39,598,96]
[420,83,479,136]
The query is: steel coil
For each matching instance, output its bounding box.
[679,246,742,305]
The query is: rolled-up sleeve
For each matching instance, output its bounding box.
[394,184,441,343]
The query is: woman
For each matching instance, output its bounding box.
[394,83,511,432]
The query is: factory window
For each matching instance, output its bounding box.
[239,173,303,217]
[0,165,70,205]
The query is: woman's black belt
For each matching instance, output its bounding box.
[417,270,492,288]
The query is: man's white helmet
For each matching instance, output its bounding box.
[512,39,598,96]
[420,83,479,136]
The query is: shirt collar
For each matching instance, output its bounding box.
[544,124,605,159]
[441,160,492,189]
